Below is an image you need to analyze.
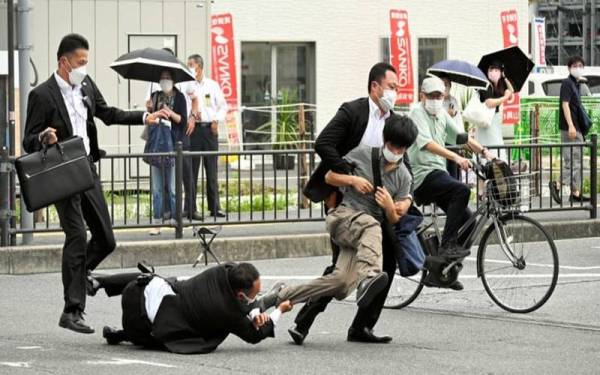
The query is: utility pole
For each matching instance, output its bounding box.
[17,0,33,244]
[7,0,16,246]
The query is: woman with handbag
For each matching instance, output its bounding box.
[476,60,514,161]
[143,69,188,235]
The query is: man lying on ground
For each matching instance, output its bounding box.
[88,262,292,354]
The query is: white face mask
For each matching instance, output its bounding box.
[570,67,584,79]
[67,63,87,86]
[160,79,174,93]
[425,99,444,115]
[382,146,403,164]
[379,89,397,113]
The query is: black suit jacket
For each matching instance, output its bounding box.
[151,263,274,354]
[23,74,145,161]
[304,97,411,202]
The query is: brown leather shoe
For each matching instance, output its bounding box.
[58,311,94,334]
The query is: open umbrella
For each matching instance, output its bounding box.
[427,60,489,88]
[478,46,534,92]
[110,48,195,83]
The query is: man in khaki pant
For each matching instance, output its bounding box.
[276,114,418,313]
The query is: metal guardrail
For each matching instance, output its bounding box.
[1,135,597,244]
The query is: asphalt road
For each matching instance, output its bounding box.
[1,237,600,374]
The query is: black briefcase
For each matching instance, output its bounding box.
[15,136,95,212]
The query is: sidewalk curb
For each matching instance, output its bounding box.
[0,219,598,275]
[0,233,331,275]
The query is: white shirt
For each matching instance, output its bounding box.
[247,307,282,326]
[54,72,90,154]
[179,77,228,123]
[144,277,176,324]
[360,96,390,147]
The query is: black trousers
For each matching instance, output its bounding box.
[54,162,116,313]
[294,217,397,333]
[189,124,220,214]
[182,144,196,217]
[414,169,473,245]
[96,272,159,347]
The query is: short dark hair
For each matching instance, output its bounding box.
[188,54,204,69]
[162,47,175,56]
[367,62,396,93]
[57,34,89,60]
[228,263,260,293]
[567,55,585,68]
[383,114,418,148]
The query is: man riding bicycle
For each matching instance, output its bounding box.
[408,77,495,262]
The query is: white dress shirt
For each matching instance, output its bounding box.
[179,77,228,123]
[360,96,390,147]
[54,72,90,154]
[144,277,176,323]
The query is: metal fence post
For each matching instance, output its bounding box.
[591,134,597,219]
[0,149,10,246]
[175,142,183,239]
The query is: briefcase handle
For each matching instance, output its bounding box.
[41,142,65,163]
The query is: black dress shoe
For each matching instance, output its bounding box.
[549,181,562,205]
[59,311,94,334]
[448,280,464,291]
[347,327,392,344]
[211,211,226,218]
[438,242,470,259]
[288,326,307,345]
[356,272,388,308]
[86,272,101,297]
[570,193,591,202]
[103,326,123,345]
[191,212,204,221]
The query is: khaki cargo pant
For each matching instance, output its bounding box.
[277,205,383,305]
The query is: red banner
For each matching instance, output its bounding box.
[500,9,520,125]
[389,9,414,104]
[211,13,240,147]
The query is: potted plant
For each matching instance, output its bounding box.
[256,89,301,170]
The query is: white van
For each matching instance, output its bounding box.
[522,66,600,97]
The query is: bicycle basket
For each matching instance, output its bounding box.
[485,172,539,211]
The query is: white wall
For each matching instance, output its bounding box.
[29,0,209,153]
[27,0,529,145]
[213,0,529,133]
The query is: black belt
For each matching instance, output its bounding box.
[195,122,212,128]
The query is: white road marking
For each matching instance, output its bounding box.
[262,273,600,280]
[463,257,600,271]
[0,362,30,368]
[16,346,42,350]
[86,358,175,368]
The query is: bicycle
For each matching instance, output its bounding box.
[385,159,559,313]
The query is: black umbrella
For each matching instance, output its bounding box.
[478,46,534,92]
[110,47,195,83]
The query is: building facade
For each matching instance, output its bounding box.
[1,0,529,153]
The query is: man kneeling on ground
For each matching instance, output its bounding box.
[90,262,292,354]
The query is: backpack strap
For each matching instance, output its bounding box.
[371,147,383,188]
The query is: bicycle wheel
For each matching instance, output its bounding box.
[478,213,559,313]
[384,269,426,309]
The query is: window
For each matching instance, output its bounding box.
[380,37,448,93]
[241,42,316,149]
[417,38,447,86]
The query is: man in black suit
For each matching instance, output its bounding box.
[292,62,412,344]
[94,263,293,354]
[22,34,168,334]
